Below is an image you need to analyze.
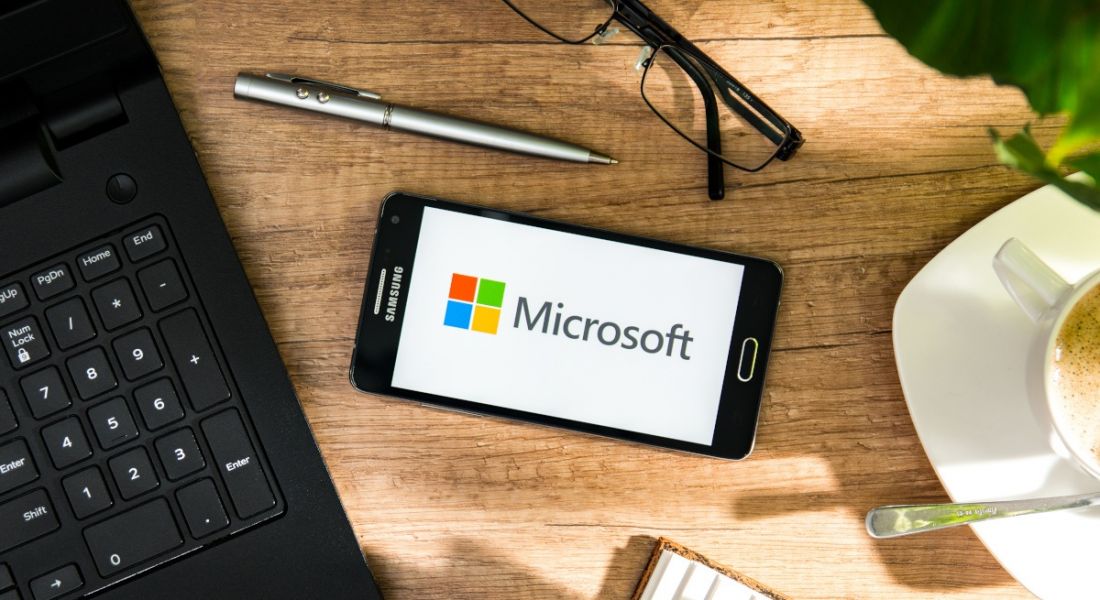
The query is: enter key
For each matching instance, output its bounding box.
[201,409,274,519]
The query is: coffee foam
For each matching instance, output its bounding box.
[1050,284,1100,468]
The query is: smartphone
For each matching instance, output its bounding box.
[350,192,783,459]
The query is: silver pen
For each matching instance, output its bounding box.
[233,73,617,165]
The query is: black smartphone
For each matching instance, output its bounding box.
[350,192,783,459]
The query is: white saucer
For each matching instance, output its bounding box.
[893,176,1100,600]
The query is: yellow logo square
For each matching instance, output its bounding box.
[470,305,501,334]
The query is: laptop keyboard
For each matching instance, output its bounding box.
[0,217,283,599]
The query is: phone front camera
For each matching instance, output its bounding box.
[390,215,400,225]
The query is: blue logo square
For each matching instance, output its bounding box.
[443,300,473,329]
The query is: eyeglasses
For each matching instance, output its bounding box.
[500,0,804,200]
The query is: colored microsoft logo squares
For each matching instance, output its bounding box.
[449,273,478,302]
[443,300,473,329]
[443,273,506,335]
[471,305,501,334]
[476,278,506,308]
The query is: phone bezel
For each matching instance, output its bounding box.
[350,192,783,460]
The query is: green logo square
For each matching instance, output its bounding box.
[476,278,506,308]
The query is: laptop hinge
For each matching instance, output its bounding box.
[42,79,128,149]
[0,119,61,208]
[0,88,60,207]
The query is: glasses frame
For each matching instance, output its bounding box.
[501,0,804,200]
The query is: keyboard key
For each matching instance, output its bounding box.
[161,310,230,411]
[176,479,229,538]
[91,279,141,331]
[123,225,167,262]
[0,489,58,553]
[203,410,274,518]
[111,328,162,381]
[3,317,49,369]
[45,298,96,350]
[0,390,17,435]
[88,397,139,450]
[20,367,71,419]
[0,282,28,320]
[155,428,204,481]
[40,418,91,469]
[134,379,184,431]
[0,590,17,600]
[0,563,12,590]
[62,467,112,519]
[83,499,182,577]
[29,564,81,600]
[0,439,38,494]
[30,264,74,301]
[76,245,120,281]
[108,447,158,499]
[66,348,117,400]
[138,260,187,312]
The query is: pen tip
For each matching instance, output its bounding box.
[588,152,617,165]
[609,158,619,165]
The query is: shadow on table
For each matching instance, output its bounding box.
[362,535,655,599]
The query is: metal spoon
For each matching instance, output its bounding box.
[866,492,1100,538]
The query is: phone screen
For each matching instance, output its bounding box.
[389,206,747,446]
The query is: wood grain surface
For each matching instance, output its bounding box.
[129,0,1058,597]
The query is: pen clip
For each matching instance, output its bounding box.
[265,73,383,100]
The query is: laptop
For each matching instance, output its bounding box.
[0,1,382,598]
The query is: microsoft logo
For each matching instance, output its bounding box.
[444,273,506,334]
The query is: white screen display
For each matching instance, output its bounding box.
[391,207,745,445]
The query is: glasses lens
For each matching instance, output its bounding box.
[641,47,787,171]
[504,0,616,43]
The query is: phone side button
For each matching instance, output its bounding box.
[736,337,759,382]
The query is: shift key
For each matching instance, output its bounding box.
[0,489,59,553]
[202,410,274,518]
[159,310,230,411]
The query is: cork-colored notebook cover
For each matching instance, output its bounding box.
[630,537,791,600]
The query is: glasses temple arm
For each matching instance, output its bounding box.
[667,48,727,200]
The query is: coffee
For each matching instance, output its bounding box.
[1050,283,1100,466]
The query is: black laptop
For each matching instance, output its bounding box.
[0,1,382,598]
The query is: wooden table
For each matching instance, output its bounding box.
[130,1,1056,597]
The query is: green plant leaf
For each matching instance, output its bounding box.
[992,128,1100,210]
[1068,153,1100,183]
[863,1,1100,116]
[866,0,1100,211]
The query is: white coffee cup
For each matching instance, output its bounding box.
[994,237,1100,478]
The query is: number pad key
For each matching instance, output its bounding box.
[3,317,50,369]
[45,297,96,350]
[40,417,91,469]
[160,310,230,411]
[112,328,162,381]
[176,479,229,538]
[83,499,181,577]
[62,467,112,519]
[133,379,184,431]
[155,428,204,481]
[66,348,117,400]
[108,447,159,499]
[88,397,139,450]
[20,367,71,419]
[137,260,187,312]
[91,279,142,331]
